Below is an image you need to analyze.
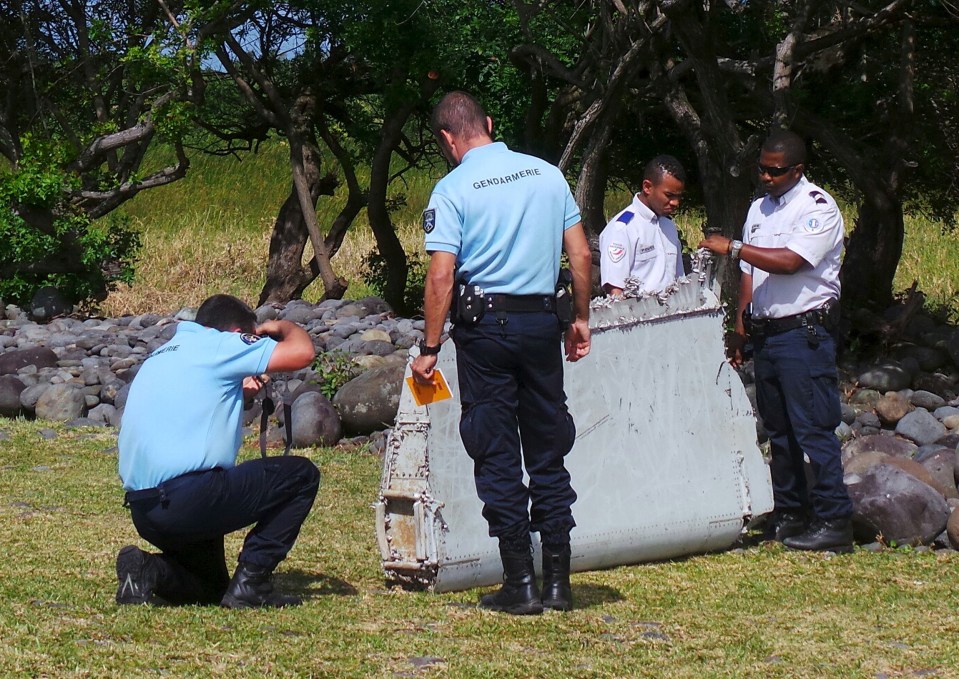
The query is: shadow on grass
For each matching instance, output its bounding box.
[280,569,358,597]
[572,583,624,609]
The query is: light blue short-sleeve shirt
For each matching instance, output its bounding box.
[422,142,581,295]
[118,322,277,491]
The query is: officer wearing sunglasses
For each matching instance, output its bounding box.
[699,129,854,554]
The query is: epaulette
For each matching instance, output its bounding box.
[616,210,635,224]
[808,190,828,205]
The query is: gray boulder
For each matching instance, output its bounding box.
[333,364,405,435]
[288,391,342,448]
[895,409,947,446]
[949,325,959,370]
[0,375,26,417]
[29,286,70,322]
[88,403,121,427]
[858,364,911,392]
[846,463,951,545]
[0,347,58,375]
[35,383,86,421]
[910,390,947,411]
[19,383,50,414]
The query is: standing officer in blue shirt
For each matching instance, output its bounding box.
[411,91,592,615]
[700,130,854,553]
[116,294,320,608]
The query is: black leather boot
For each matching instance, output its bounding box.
[220,562,302,609]
[115,545,158,605]
[541,544,572,612]
[762,510,807,542]
[479,545,543,615]
[782,518,854,553]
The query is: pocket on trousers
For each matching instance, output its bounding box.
[459,407,485,461]
[557,406,576,456]
[809,367,842,430]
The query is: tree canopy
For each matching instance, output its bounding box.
[2,0,957,313]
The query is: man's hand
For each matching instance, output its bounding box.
[727,332,747,368]
[564,320,591,362]
[242,374,269,400]
[699,234,731,256]
[411,354,439,385]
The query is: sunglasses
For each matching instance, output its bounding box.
[758,164,797,177]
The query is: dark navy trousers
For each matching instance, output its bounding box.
[451,311,576,546]
[753,324,853,521]
[126,456,319,604]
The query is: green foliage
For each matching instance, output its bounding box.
[0,140,140,308]
[312,350,361,400]
[361,247,427,315]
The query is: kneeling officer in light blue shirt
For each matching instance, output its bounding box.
[116,294,318,609]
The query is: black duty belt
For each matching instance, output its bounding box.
[485,294,555,313]
[752,303,837,337]
[123,468,219,507]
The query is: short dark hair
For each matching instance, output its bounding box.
[431,91,490,140]
[762,129,807,166]
[195,294,256,333]
[643,155,687,185]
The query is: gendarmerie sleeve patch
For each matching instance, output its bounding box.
[422,208,436,234]
[241,333,263,345]
[607,242,626,263]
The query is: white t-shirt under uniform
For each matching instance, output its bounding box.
[599,194,685,294]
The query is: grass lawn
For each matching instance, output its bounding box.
[1,420,957,678]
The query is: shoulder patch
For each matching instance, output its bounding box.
[607,242,626,263]
[809,190,828,205]
[616,210,634,225]
[804,217,821,232]
[240,333,263,345]
[422,208,436,234]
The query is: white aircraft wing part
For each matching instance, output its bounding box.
[377,257,773,592]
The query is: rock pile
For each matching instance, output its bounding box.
[0,296,424,452]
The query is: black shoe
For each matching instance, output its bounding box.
[541,544,572,612]
[115,545,157,605]
[782,518,854,553]
[220,562,302,609]
[762,511,807,542]
[479,546,543,616]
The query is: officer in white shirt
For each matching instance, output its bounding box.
[599,155,686,296]
[700,129,854,554]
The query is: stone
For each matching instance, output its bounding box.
[0,375,26,417]
[88,403,120,427]
[948,326,959,370]
[843,450,888,476]
[29,286,71,322]
[895,409,947,446]
[912,373,957,400]
[944,415,959,430]
[858,364,911,392]
[19,383,49,413]
[288,391,342,448]
[910,390,946,411]
[840,403,857,425]
[34,383,86,421]
[947,509,959,550]
[841,434,917,465]
[895,345,948,372]
[333,364,405,435]
[0,347,59,375]
[881,455,955,500]
[846,463,951,546]
[849,389,881,407]
[875,392,912,426]
[855,411,881,429]
[918,448,959,499]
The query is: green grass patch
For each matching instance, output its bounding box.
[0,419,957,677]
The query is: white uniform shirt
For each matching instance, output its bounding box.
[599,194,684,293]
[740,175,843,319]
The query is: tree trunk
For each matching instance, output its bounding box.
[840,187,903,311]
[258,96,339,305]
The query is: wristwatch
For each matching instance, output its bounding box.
[729,239,744,261]
[419,340,442,356]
